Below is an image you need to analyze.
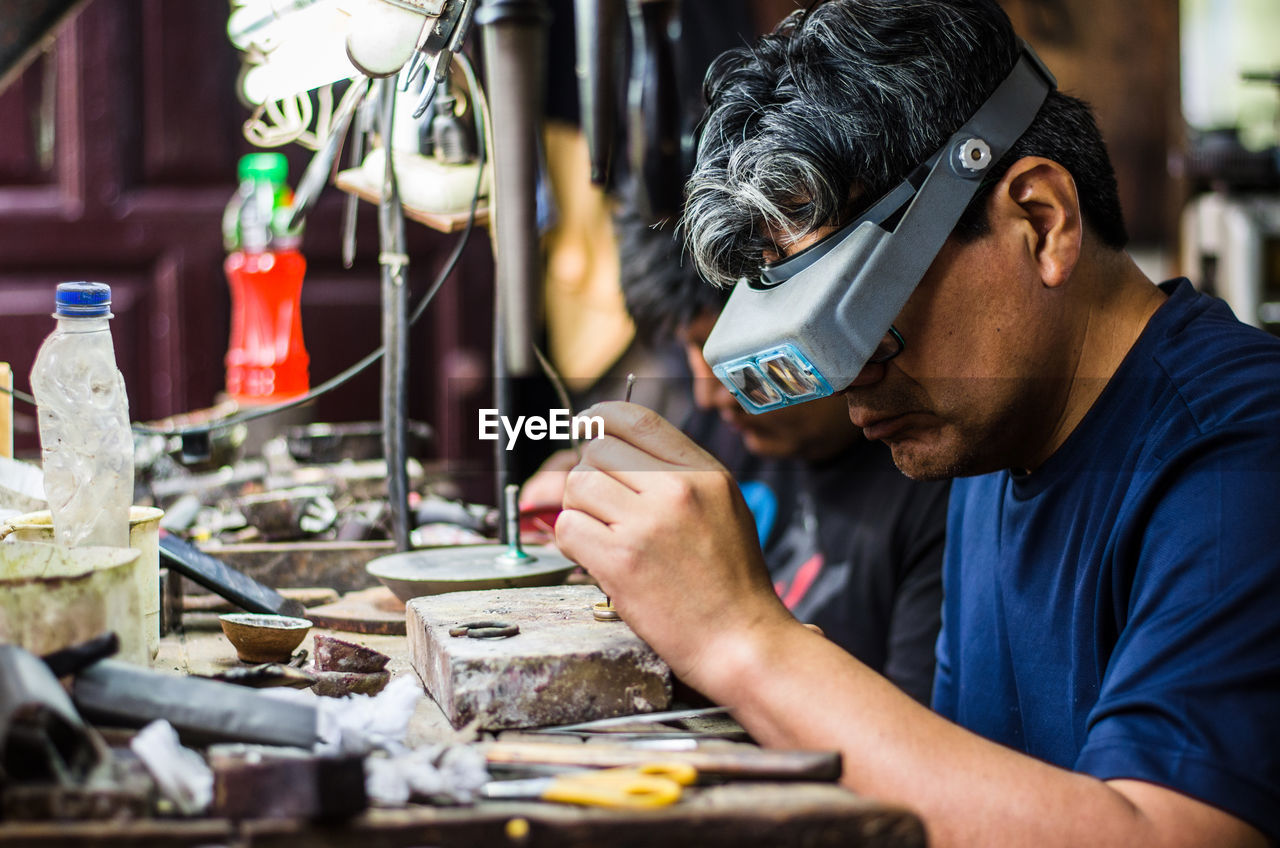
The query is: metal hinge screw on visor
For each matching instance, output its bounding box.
[702,42,1056,414]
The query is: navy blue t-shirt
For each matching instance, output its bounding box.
[934,279,1280,839]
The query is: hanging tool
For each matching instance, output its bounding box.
[287,77,370,233]
[410,0,477,119]
[340,96,374,269]
[479,762,696,808]
[574,0,622,184]
[625,0,682,222]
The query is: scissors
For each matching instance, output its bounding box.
[478,762,698,809]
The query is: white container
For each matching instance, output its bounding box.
[29,282,134,549]
[1,505,164,661]
[0,540,144,664]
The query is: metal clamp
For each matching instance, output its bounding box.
[448,620,520,639]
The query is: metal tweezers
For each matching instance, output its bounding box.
[537,706,733,739]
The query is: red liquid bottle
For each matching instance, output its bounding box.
[222,153,310,404]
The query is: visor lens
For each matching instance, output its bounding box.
[713,344,835,414]
[759,351,822,397]
[724,363,782,408]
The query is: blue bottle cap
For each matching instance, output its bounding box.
[55,282,112,317]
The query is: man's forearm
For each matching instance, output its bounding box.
[702,620,1266,848]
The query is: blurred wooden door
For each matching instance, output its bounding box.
[0,0,495,471]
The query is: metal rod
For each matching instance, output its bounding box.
[377,78,412,551]
[478,0,551,524]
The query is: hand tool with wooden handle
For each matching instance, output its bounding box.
[484,741,842,782]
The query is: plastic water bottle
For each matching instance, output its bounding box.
[29,282,134,549]
[222,152,310,404]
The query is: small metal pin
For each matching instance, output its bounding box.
[596,373,637,621]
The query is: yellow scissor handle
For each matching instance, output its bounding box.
[627,762,698,785]
[541,762,698,809]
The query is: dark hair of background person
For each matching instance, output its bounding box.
[683,0,1129,288]
[614,183,728,344]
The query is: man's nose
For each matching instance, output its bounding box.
[845,360,888,389]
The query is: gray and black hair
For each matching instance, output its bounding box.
[682,0,1128,288]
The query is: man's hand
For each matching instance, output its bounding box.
[555,402,794,689]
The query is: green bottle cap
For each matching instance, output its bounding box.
[238,152,288,184]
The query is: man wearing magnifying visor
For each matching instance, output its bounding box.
[556,0,1280,845]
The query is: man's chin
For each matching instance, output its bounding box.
[884,437,968,481]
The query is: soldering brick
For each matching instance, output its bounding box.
[407,585,671,730]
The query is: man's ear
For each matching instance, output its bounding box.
[988,156,1083,289]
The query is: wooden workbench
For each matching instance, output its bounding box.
[0,622,927,848]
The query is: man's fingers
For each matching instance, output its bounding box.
[554,508,615,578]
[562,462,640,526]
[578,402,717,470]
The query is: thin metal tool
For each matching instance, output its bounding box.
[340,97,372,269]
[376,77,412,552]
[594,373,637,622]
[411,0,475,119]
[541,706,731,735]
[288,78,370,233]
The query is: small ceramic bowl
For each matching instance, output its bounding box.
[219,613,313,663]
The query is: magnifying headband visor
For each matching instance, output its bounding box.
[702,43,1056,414]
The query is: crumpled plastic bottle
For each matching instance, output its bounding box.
[29,282,134,548]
